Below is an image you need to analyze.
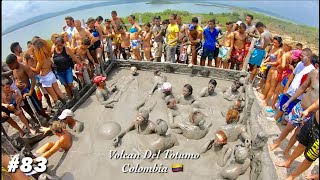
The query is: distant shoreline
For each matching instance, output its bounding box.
[2,1,318,36]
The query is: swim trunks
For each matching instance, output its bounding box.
[218,46,231,62]
[277,93,300,114]
[288,101,311,127]
[297,115,319,162]
[131,40,141,50]
[88,40,101,51]
[1,106,14,123]
[232,48,246,64]
[277,68,292,82]
[249,48,266,67]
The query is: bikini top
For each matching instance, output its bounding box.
[129,26,138,34]
[269,53,277,62]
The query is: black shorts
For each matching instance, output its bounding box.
[22,88,43,113]
[88,40,101,51]
[297,118,313,146]
[1,106,14,123]
[213,47,219,58]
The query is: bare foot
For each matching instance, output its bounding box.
[269,143,280,151]
[263,100,268,106]
[305,174,319,180]
[283,150,290,159]
[275,160,291,168]
[19,131,25,138]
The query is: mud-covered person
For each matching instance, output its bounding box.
[199,79,217,97]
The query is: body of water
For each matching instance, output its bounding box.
[1,0,319,60]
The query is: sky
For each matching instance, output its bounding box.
[2,0,319,30]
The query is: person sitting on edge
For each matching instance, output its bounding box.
[291,43,303,67]
[200,130,232,167]
[177,84,195,105]
[113,109,156,147]
[2,79,36,136]
[199,79,217,97]
[35,121,72,159]
[93,75,120,108]
[58,109,84,133]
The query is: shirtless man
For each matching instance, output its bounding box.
[244,14,259,55]
[72,20,98,49]
[102,20,114,60]
[118,25,131,60]
[200,130,232,167]
[248,22,273,83]
[176,15,188,63]
[169,110,212,140]
[10,42,23,63]
[270,56,319,156]
[222,80,242,101]
[111,10,127,32]
[2,78,36,136]
[35,121,72,159]
[152,16,165,62]
[113,110,156,147]
[58,109,84,133]
[217,22,234,69]
[231,23,248,70]
[199,79,217,97]
[6,54,50,120]
[188,17,203,66]
[74,39,97,78]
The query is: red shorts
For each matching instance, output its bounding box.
[232,48,246,63]
[244,42,251,56]
[277,68,292,82]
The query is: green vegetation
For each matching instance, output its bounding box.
[122,9,318,51]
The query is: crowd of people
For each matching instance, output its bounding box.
[1,10,319,180]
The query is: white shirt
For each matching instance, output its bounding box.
[65,26,76,39]
[287,62,315,99]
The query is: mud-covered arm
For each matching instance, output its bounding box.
[117,122,135,139]
[1,66,13,78]
[200,138,214,153]
[240,130,252,148]
[199,87,207,97]
[222,146,232,166]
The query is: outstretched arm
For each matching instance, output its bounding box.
[200,138,214,153]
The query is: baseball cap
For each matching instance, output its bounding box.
[161,82,172,92]
[93,75,107,84]
[189,24,196,31]
[58,109,74,120]
[236,21,242,26]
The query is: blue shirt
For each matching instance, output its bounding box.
[203,27,219,50]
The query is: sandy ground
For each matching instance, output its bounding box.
[3,66,318,180]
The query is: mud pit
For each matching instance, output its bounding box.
[29,61,277,180]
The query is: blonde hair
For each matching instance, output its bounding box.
[283,41,294,50]
[50,33,60,44]
[61,31,68,36]
[32,38,52,62]
[50,121,66,133]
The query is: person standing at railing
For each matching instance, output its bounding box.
[152,16,165,62]
[165,14,179,63]
[128,15,142,60]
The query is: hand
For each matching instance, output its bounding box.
[113,137,121,148]
[2,112,8,118]
[3,104,9,108]
[300,110,309,120]
[39,127,51,135]
[23,92,32,99]
[282,102,289,111]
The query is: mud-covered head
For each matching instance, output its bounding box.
[231,80,241,92]
[214,130,228,146]
[234,145,249,164]
[50,121,65,134]
[136,109,149,124]
[189,110,206,126]
[252,131,268,150]
[165,95,177,109]
[226,109,240,124]
[208,79,217,94]
[130,66,138,76]
[154,69,161,76]
[155,119,168,136]
[183,84,193,97]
